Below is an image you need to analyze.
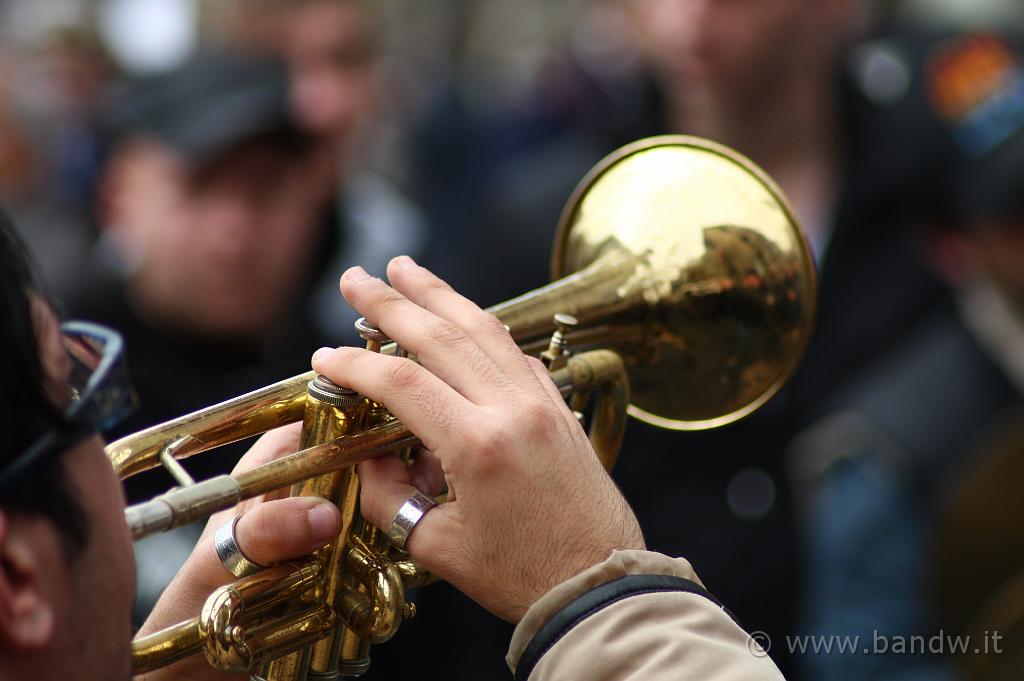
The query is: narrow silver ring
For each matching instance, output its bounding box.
[215,515,266,578]
[387,491,437,550]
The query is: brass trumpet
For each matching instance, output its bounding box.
[110,135,817,679]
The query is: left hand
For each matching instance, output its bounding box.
[134,423,342,680]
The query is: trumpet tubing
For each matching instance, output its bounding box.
[115,136,817,679]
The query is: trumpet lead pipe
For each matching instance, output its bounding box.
[124,420,419,540]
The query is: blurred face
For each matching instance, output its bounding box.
[632,0,830,108]
[286,1,377,151]
[34,302,136,680]
[107,138,323,339]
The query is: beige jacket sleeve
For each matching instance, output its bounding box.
[506,550,784,681]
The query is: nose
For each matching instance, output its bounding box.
[203,193,260,262]
[674,0,717,53]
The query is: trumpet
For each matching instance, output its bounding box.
[109,135,817,679]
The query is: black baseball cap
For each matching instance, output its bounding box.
[106,51,309,167]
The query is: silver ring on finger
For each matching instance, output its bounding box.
[387,491,437,550]
[214,515,267,578]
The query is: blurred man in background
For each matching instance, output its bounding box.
[631,0,847,254]
[286,0,378,162]
[82,53,328,447]
[919,31,1024,680]
[788,30,1024,681]
[625,7,1024,680]
[283,0,427,344]
[389,2,965,678]
[66,52,333,622]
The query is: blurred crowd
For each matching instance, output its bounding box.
[3,0,1024,679]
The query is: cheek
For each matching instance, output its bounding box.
[131,175,187,240]
[68,441,136,665]
[82,441,133,566]
[96,467,135,586]
[134,192,199,262]
[154,217,196,253]
[262,214,319,276]
[325,74,373,121]
[293,70,352,126]
[147,219,205,289]
[641,3,696,58]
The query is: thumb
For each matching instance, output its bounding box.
[232,497,341,571]
[358,456,453,560]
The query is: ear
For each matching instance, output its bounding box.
[0,512,57,650]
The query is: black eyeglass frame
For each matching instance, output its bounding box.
[0,322,137,493]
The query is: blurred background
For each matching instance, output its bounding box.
[4,0,1024,679]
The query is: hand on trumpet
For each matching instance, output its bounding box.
[311,256,645,623]
[136,424,342,680]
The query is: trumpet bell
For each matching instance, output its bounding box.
[552,135,816,430]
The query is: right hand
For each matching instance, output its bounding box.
[311,256,645,623]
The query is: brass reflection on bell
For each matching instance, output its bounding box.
[497,135,817,430]
[557,135,811,428]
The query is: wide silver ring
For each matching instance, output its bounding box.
[215,515,266,578]
[387,491,437,550]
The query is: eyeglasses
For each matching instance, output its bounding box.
[0,322,138,492]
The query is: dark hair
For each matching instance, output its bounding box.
[0,210,88,556]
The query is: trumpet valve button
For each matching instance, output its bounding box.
[355,317,390,353]
[541,313,578,370]
[553,313,579,333]
[308,375,363,407]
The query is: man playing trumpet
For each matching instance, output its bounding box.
[0,213,783,680]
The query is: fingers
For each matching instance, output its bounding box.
[339,266,516,403]
[358,456,454,562]
[312,346,468,453]
[230,497,341,572]
[385,256,540,388]
[525,355,563,404]
[408,449,448,497]
[525,355,580,431]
